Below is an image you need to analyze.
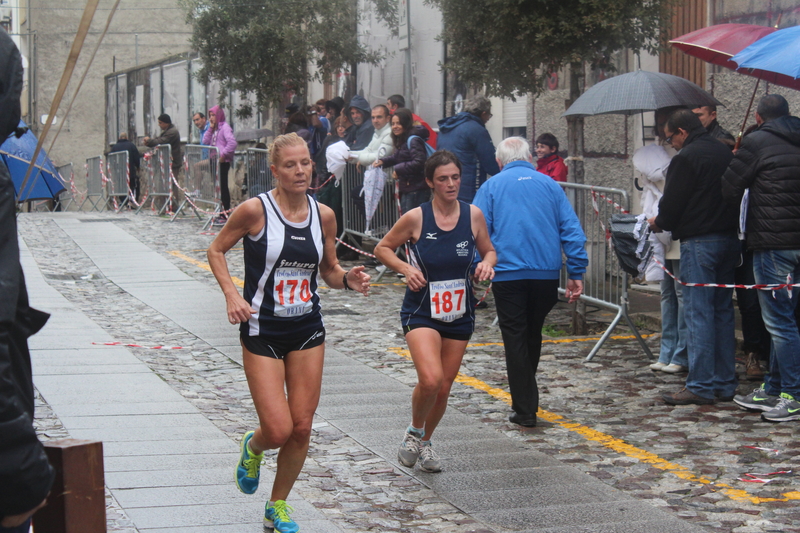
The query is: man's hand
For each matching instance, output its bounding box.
[1,497,48,528]
[143,136,151,145]
[565,279,583,303]
[647,216,662,233]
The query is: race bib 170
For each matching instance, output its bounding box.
[429,278,466,322]
[273,267,314,317]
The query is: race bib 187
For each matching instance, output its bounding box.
[273,267,314,317]
[429,278,466,322]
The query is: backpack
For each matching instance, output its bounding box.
[407,135,435,157]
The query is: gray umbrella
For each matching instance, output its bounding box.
[563,70,722,117]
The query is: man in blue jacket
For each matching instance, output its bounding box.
[473,137,587,427]
[437,95,500,203]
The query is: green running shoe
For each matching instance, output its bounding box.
[762,393,800,422]
[235,431,263,494]
[733,384,780,412]
[264,500,299,533]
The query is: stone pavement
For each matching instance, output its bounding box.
[16,211,800,533]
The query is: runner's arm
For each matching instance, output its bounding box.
[374,208,427,292]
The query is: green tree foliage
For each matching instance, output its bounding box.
[429,0,680,97]
[182,0,383,112]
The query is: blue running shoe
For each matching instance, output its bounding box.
[264,500,299,533]
[235,431,263,494]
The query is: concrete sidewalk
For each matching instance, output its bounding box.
[21,213,710,532]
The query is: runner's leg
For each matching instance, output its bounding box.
[421,337,468,441]
[405,327,444,430]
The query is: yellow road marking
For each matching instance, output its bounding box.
[388,345,800,505]
[168,251,244,288]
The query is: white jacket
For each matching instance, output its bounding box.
[351,123,394,166]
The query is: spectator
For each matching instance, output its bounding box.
[0,28,54,533]
[350,105,393,166]
[325,97,345,124]
[203,105,237,221]
[472,137,587,427]
[193,112,209,144]
[649,109,738,406]
[374,108,430,213]
[437,95,500,203]
[109,132,141,201]
[534,133,567,182]
[386,94,437,148]
[345,95,375,151]
[722,94,800,422]
[316,115,352,239]
[144,114,183,213]
[693,105,735,149]
[315,98,331,133]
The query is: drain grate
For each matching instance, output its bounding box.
[43,273,105,281]
[78,218,131,223]
[324,308,360,316]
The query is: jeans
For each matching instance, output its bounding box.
[493,279,560,418]
[659,259,688,366]
[680,232,740,399]
[400,188,430,214]
[735,246,770,358]
[753,249,800,398]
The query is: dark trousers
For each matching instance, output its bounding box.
[220,162,231,211]
[735,246,770,359]
[493,279,560,419]
[0,519,31,533]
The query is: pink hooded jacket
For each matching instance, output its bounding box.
[202,105,237,163]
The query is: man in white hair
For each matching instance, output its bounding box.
[473,137,588,427]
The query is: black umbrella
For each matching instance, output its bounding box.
[563,70,722,117]
[609,214,653,278]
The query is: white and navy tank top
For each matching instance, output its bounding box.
[400,201,477,335]
[240,191,324,339]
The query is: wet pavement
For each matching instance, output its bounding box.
[17,210,800,533]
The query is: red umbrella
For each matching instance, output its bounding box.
[669,23,776,70]
[669,23,778,149]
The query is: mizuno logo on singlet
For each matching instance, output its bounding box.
[290,235,306,240]
[426,232,437,239]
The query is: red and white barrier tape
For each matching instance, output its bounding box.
[70,166,86,204]
[335,238,377,259]
[475,283,492,307]
[309,174,334,191]
[170,157,234,218]
[92,341,185,350]
[654,257,799,291]
[590,189,629,215]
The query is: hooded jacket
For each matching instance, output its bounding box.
[202,106,237,163]
[350,122,394,166]
[380,126,429,194]
[722,115,800,250]
[345,95,375,151]
[654,127,737,241]
[436,112,500,202]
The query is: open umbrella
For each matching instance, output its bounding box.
[731,25,800,90]
[669,23,776,71]
[563,70,722,117]
[0,120,66,201]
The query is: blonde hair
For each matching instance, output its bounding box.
[268,133,307,167]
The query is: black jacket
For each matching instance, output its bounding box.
[721,115,800,250]
[110,138,141,173]
[380,126,430,194]
[0,31,54,522]
[707,119,736,149]
[655,127,737,240]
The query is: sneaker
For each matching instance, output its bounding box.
[734,384,780,412]
[397,429,422,467]
[418,442,441,473]
[649,361,667,371]
[761,393,800,422]
[235,431,263,494]
[661,364,687,374]
[264,500,299,533]
[744,352,766,381]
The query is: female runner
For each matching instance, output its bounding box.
[374,150,496,472]
[207,133,370,532]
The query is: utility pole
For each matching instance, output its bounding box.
[398,0,412,111]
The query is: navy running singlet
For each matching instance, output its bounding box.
[240,191,324,340]
[400,201,477,335]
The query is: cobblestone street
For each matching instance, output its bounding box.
[18,211,800,533]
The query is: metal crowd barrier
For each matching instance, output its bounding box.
[105,151,130,212]
[340,163,399,243]
[57,163,76,210]
[246,148,272,198]
[179,144,221,227]
[558,182,653,361]
[140,144,172,215]
[79,156,105,211]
